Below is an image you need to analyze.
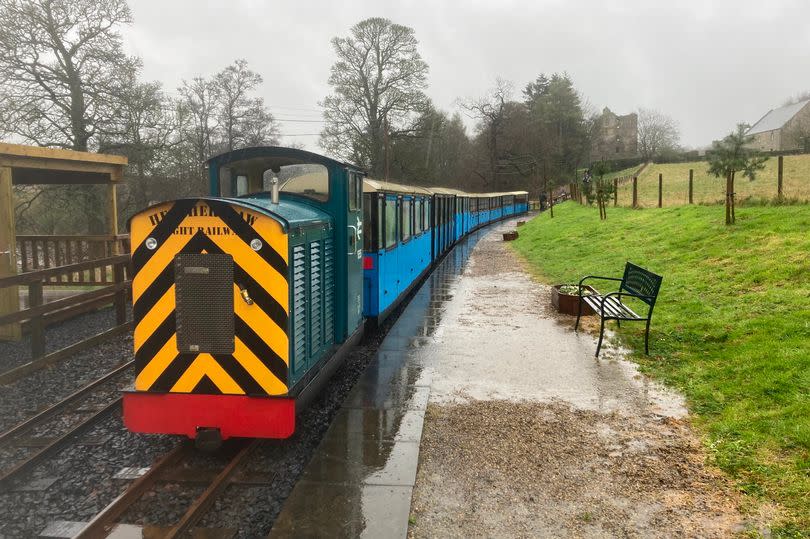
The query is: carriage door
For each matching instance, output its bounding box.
[346,171,364,332]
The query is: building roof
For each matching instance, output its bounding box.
[746,99,810,136]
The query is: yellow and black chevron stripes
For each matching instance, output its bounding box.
[130,199,290,397]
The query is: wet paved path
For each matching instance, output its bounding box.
[269,220,490,538]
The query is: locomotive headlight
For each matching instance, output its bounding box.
[250,238,263,251]
[145,237,158,250]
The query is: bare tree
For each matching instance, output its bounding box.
[781,91,810,107]
[213,59,278,152]
[178,76,218,179]
[101,75,177,212]
[320,17,429,176]
[637,108,680,161]
[460,78,513,190]
[0,0,138,151]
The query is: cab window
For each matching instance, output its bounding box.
[348,173,362,211]
[363,194,373,251]
[278,164,329,202]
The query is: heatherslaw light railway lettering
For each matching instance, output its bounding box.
[123,145,529,447]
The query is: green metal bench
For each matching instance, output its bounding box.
[575,262,663,357]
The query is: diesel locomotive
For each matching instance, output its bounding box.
[123,146,528,444]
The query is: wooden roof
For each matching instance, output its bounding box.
[0,142,127,184]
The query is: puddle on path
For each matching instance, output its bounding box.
[422,227,686,418]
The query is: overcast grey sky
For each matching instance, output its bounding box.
[123,0,810,152]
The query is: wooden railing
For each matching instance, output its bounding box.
[15,234,130,285]
[0,255,131,383]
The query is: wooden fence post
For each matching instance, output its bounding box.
[548,188,554,217]
[658,173,663,208]
[613,178,618,206]
[113,262,127,326]
[29,280,44,358]
[778,155,784,199]
[632,176,638,208]
[688,169,694,204]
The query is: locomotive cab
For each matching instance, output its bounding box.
[123,147,365,441]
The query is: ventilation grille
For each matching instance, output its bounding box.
[323,238,335,346]
[309,240,322,357]
[292,245,307,369]
[174,253,234,354]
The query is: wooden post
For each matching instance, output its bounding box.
[777,155,784,199]
[0,166,21,341]
[113,262,127,325]
[658,173,663,208]
[548,188,554,218]
[613,177,618,206]
[29,280,44,358]
[688,169,694,204]
[632,176,638,208]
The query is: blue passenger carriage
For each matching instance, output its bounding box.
[362,180,433,321]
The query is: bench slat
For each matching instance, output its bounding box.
[583,295,643,320]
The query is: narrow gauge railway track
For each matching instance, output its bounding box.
[0,360,133,490]
[77,439,261,538]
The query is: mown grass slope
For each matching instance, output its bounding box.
[615,154,810,207]
[513,202,810,536]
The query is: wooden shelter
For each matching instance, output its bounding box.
[0,143,127,340]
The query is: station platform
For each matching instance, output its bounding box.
[268,218,504,538]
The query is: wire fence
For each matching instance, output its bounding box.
[609,154,810,207]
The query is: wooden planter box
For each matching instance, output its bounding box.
[516,220,526,227]
[503,231,519,241]
[551,285,597,316]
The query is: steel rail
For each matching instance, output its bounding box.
[0,360,133,446]
[165,440,260,538]
[75,442,192,539]
[76,440,258,538]
[0,397,122,490]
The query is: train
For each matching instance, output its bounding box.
[122,146,528,447]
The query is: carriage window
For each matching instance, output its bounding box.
[377,197,384,250]
[278,164,329,201]
[384,198,397,249]
[402,199,412,242]
[425,199,430,228]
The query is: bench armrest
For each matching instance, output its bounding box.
[578,275,622,296]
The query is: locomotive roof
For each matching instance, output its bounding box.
[207,146,362,172]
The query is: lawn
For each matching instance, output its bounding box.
[615,155,810,207]
[513,202,810,536]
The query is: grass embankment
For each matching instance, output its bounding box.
[616,155,810,207]
[513,202,810,536]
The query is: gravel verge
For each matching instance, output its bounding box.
[409,400,746,538]
[0,305,127,373]
[0,327,133,433]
